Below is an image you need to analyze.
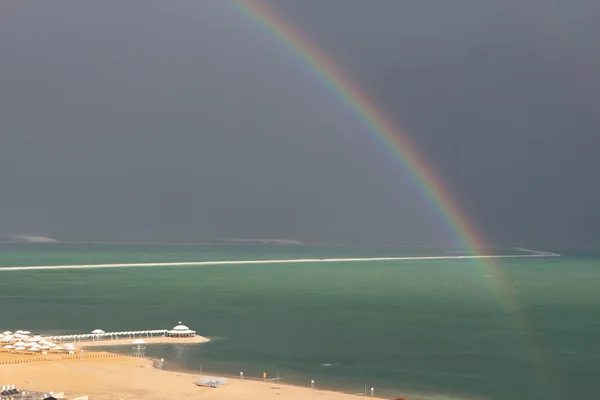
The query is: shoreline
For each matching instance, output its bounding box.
[5,335,419,400]
[0,252,559,272]
[144,357,401,399]
[150,358,412,400]
[0,355,402,400]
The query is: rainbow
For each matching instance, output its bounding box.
[229,1,559,398]
[231,0,482,251]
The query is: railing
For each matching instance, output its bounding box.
[46,329,168,342]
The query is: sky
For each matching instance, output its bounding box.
[1,0,599,247]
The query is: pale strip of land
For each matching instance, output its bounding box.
[0,356,396,400]
[0,252,559,272]
[77,335,210,348]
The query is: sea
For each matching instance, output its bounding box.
[0,243,598,400]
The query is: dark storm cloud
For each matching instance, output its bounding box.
[1,0,598,247]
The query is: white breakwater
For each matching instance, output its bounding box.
[0,252,559,272]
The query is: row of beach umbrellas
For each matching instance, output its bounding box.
[1,332,44,344]
[0,329,166,350]
[1,340,76,354]
[1,330,77,354]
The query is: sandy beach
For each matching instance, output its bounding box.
[0,355,394,400]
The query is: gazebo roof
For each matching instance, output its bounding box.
[172,322,192,331]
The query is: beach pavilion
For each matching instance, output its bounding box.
[165,322,196,338]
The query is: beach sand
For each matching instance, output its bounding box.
[0,355,392,400]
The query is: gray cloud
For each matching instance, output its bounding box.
[1,0,598,247]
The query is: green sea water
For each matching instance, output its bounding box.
[0,243,598,400]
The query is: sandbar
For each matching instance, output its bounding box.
[0,252,559,272]
[77,335,210,348]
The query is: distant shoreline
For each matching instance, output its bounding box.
[0,252,560,272]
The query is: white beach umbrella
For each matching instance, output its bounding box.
[2,331,12,335]
[91,329,105,334]
[14,341,26,347]
[15,330,23,334]
[3,345,14,349]
[132,339,146,344]
[21,330,31,335]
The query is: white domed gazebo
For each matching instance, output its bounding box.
[166,322,196,338]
